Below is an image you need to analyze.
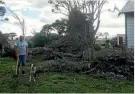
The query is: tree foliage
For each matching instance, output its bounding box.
[0,31,7,45]
[41,24,53,36]
[0,0,6,16]
[0,6,6,16]
[41,18,67,36]
[52,18,67,35]
[110,36,118,47]
[32,33,48,47]
[32,32,59,47]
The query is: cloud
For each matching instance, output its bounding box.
[98,27,125,38]
[39,9,64,24]
[0,14,44,36]
[0,0,129,37]
[100,12,125,28]
[29,0,49,8]
[99,0,127,29]
[4,0,30,10]
[0,23,22,35]
[23,17,44,35]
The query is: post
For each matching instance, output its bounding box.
[119,36,124,53]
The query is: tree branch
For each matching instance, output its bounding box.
[94,0,106,21]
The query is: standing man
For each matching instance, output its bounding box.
[14,35,28,74]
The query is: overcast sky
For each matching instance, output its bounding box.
[0,0,131,38]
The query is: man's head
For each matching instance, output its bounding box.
[20,35,24,41]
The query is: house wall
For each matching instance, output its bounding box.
[125,12,134,48]
[117,34,125,46]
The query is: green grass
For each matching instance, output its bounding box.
[0,57,134,93]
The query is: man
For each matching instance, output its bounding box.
[15,35,28,74]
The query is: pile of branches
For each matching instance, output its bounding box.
[0,43,16,59]
[42,55,133,80]
[41,50,133,80]
[83,55,133,80]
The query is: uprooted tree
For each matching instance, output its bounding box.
[48,0,106,60]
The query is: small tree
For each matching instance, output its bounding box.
[104,32,109,41]
[0,0,26,36]
[32,33,48,47]
[32,32,59,47]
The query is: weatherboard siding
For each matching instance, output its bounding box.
[126,13,134,48]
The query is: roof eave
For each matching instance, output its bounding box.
[118,11,134,17]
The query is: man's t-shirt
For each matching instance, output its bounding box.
[15,41,28,55]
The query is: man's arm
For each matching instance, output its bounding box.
[26,47,28,56]
[14,42,19,57]
[26,41,28,56]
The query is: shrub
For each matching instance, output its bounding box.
[28,41,33,48]
[94,44,101,51]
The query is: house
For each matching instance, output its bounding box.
[119,1,134,48]
[117,34,125,46]
[3,32,17,40]
[3,33,17,48]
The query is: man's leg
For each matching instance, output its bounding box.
[22,55,26,74]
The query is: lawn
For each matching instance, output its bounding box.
[0,57,134,93]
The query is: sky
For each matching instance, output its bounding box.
[0,0,132,38]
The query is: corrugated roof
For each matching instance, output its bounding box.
[119,0,134,14]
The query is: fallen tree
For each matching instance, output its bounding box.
[29,47,134,80]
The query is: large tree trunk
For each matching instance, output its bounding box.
[2,45,5,54]
[83,46,92,61]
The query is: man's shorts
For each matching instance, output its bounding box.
[19,55,26,66]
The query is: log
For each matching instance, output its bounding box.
[30,47,83,59]
[52,51,82,58]
[82,67,96,74]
